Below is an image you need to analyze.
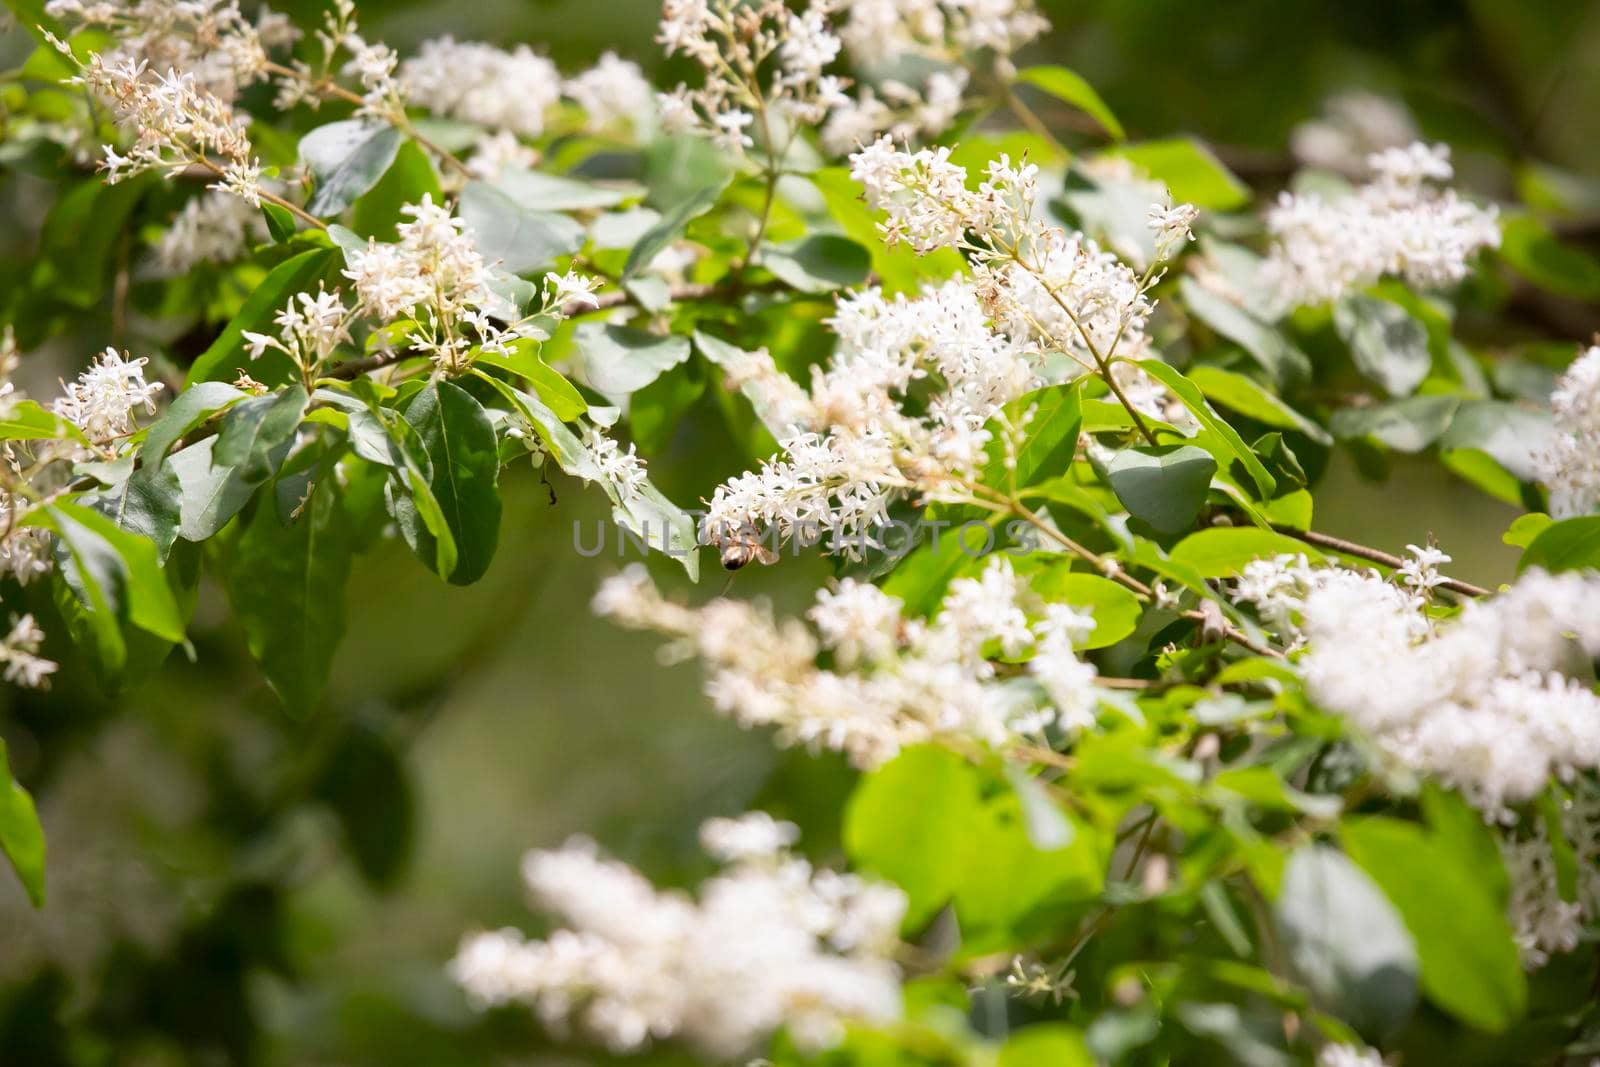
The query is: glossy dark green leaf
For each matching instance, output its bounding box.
[186,248,338,386]
[1342,817,1525,1032]
[140,381,245,462]
[168,437,266,542]
[96,462,182,561]
[396,381,501,585]
[1275,844,1418,1039]
[301,120,405,217]
[1106,444,1217,533]
[314,722,414,888]
[1139,360,1275,497]
[221,473,358,714]
[214,386,308,483]
[350,139,442,240]
[260,202,297,243]
[0,739,45,908]
[1334,295,1431,397]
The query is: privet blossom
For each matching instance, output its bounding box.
[594,557,1102,768]
[1261,142,1501,311]
[1534,344,1600,519]
[1234,553,1600,818]
[449,812,905,1057]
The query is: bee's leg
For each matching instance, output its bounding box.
[719,572,737,596]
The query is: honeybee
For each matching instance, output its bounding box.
[717,528,779,571]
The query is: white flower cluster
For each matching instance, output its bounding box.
[1535,345,1600,519]
[1261,142,1500,311]
[658,0,848,153]
[53,347,164,445]
[61,43,263,204]
[399,37,561,138]
[704,279,1037,552]
[1235,554,1600,818]
[594,557,1101,768]
[1502,786,1600,968]
[154,189,270,276]
[837,0,1048,74]
[44,0,294,102]
[1290,91,1417,177]
[564,51,656,131]
[241,286,354,379]
[819,69,968,156]
[449,812,906,1058]
[1317,1043,1388,1067]
[0,614,58,690]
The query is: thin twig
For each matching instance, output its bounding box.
[1273,526,1492,598]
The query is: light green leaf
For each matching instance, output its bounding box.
[1187,364,1331,445]
[999,1026,1094,1067]
[0,739,45,908]
[1171,527,1324,577]
[472,340,587,421]
[0,399,88,444]
[1030,567,1142,649]
[1016,65,1124,139]
[1112,138,1250,211]
[1518,515,1600,573]
[1342,817,1525,1032]
[1498,215,1600,301]
[844,746,982,928]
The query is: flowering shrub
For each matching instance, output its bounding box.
[2,1,1600,1065]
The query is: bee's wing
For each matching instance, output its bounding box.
[754,544,780,565]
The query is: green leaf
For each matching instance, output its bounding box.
[1106,444,1217,533]
[0,739,45,908]
[1180,277,1310,387]
[37,176,147,306]
[1497,215,1600,301]
[222,473,357,714]
[572,323,692,402]
[999,1026,1094,1067]
[140,381,245,462]
[1334,295,1431,397]
[629,363,706,454]
[758,233,871,292]
[497,167,639,211]
[1171,527,1324,577]
[1112,138,1250,211]
[1186,365,1331,445]
[350,139,442,240]
[96,462,182,561]
[1330,395,1459,453]
[1016,65,1124,139]
[641,135,736,213]
[982,383,1083,492]
[1518,515,1600,573]
[844,746,982,928]
[1139,360,1276,497]
[472,340,587,421]
[1342,817,1525,1032]
[213,385,309,483]
[260,202,297,243]
[168,437,266,542]
[954,793,1102,951]
[186,248,338,386]
[1030,568,1142,649]
[301,120,405,217]
[810,167,966,294]
[1502,513,1552,549]
[880,519,999,617]
[52,502,185,643]
[1437,400,1554,483]
[0,399,87,444]
[313,722,414,888]
[1274,845,1418,1039]
[459,179,585,276]
[622,180,728,280]
[396,381,501,585]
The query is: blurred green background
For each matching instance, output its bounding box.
[3,0,1599,1063]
